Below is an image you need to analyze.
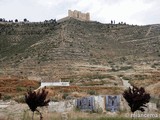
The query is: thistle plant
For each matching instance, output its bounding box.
[25,87,50,120]
[123,86,150,113]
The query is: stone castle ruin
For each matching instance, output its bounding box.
[57,10,90,23]
[1,10,90,24]
[68,10,90,21]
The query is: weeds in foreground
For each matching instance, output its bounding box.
[123,86,150,113]
[25,87,50,120]
[20,110,160,120]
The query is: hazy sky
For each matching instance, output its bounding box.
[0,0,160,25]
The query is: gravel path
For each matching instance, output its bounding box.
[120,77,131,89]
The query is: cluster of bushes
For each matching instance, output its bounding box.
[0,18,57,24]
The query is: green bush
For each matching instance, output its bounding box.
[70,79,74,83]
[3,95,12,101]
[16,86,26,92]
[87,90,96,95]
[120,66,133,71]
[62,93,69,99]
[122,76,131,80]
[14,96,25,103]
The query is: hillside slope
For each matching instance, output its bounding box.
[0,19,160,80]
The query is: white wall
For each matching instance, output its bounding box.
[41,82,70,87]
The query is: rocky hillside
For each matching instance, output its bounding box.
[0,18,160,81]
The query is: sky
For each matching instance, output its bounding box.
[0,0,160,25]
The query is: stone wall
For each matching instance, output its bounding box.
[57,10,90,23]
[48,95,158,113]
[49,100,76,112]
[48,95,122,113]
[68,10,90,21]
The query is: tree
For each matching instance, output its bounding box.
[15,19,18,22]
[25,87,50,120]
[123,86,150,113]
[2,18,5,22]
[24,18,28,22]
[111,20,113,24]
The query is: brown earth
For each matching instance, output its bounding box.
[0,76,40,100]
[0,19,160,103]
[0,19,160,80]
[45,85,124,101]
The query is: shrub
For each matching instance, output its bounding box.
[120,66,133,71]
[25,87,50,120]
[87,90,96,95]
[16,86,26,92]
[123,86,150,113]
[122,76,131,80]
[70,79,74,83]
[62,93,69,99]
[3,95,12,101]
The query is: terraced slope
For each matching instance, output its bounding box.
[0,19,160,80]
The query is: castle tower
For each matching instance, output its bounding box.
[68,10,90,21]
[68,10,73,17]
[86,13,90,21]
[58,10,90,23]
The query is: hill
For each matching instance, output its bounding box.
[0,18,160,119]
[0,18,160,85]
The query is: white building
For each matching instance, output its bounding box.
[40,82,70,88]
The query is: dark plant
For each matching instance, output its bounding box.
[25,87,50,120]
[123,86,150,113]
[24,18,29,22]
[111,20,113,24]
[88,90,96,95]
[15,19,18,22]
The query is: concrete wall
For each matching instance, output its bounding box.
[48,95,158,113]
[94,96,106,112]
[48,95,122,113]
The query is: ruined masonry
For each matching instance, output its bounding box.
[68,10,90,21]
[57,10,90,23]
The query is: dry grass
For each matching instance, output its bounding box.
[14,110,160,120]
[0,76,40,99]
[45,86,123,101]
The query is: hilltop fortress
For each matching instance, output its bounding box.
[68,10,90,21]
[58,10,90,22]
[0,10,90,24]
